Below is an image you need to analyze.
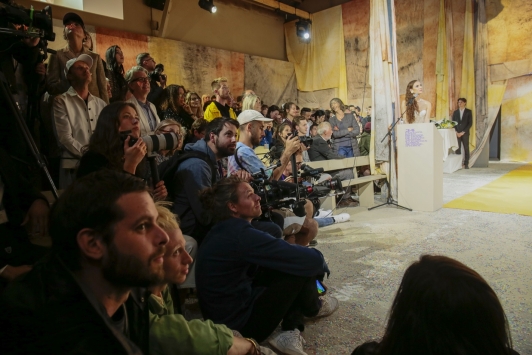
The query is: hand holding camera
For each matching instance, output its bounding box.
[123,136,146,174]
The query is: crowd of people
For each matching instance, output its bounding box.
[0,9,518,355]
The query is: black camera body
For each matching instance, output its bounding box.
[0,3,55,42]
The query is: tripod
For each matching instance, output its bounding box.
[369,108,412,212]
[0,71,59,200]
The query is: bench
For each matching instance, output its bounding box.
[305,156,386,209]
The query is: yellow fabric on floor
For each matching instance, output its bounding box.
[444,164,532,216]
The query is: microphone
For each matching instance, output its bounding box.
[407,93,419,106]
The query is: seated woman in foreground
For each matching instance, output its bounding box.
[352,255,519,355]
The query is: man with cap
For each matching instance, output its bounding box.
[53,54,107,188]
[228,110,300,181]
[46,12,109,103]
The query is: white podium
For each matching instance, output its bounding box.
[397,123,443,211]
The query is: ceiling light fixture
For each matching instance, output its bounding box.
[198,0,217,13]
[296,19,311,42]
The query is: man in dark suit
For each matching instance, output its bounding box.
[308,122,354,180]
[452,98,473,169]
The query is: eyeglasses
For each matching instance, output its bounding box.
[143,58,155,63]
[191,97,200,101]
[131,77,149,84]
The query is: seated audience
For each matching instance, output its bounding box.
[259,120,273,147]
[204,77,237,122]
[293,116,311,162]
[308,122,354,180]
[137,53,167,104]
[154,119,183,164]
[329,98,360,158]
[185,118,208,145]
[157,84,194,131]
[53,54,107,188]
[352,255,520,355]
[185,91,204,119]
[76,102,167,200]
[283,101,299,129]
[0,147,50,287]
[202,94,211,109]
[270,122,293,161]
[46,12,109,103]
[148,203,274,355]
[126,66,161,136]
[267,105,283,126]
[310,123,319,137]
[261,104,269,117]
[197,176,338,354]
[312,110,326,124]
[158,118,248,244]
[242,94,262,112]
[106,45,129,102]
[359,122,371,156]
[0,170,167,354]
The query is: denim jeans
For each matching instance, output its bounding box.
[315,217,334,228]
[338,146,354,158]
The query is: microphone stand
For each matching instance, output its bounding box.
[368,101,414,212]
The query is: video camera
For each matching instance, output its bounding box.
[0,2,55,42]
[291,131,313,148]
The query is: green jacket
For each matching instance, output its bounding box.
[149,287,233,355]
[359,132,371,156]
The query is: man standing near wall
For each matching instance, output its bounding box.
[204,77,237,122]
[452,98,472,169]
[137,53,167,104]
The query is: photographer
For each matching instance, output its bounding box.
[197,176,338,354]
[76,102,168,201]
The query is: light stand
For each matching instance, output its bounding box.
[368,106,413,212]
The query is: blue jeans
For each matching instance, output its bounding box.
[338,146,354,158]
[315,217,334,228]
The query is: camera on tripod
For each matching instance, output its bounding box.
[0,2,55,42]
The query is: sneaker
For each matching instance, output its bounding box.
[315,209,332,218]
[333,213,350,223]
[268,329,307,355]
[311,295,339,319]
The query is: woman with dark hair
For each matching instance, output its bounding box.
[328,98,360,157]
[401,79,431,124]
[352,255,519,355]
[76,101,167,200]
[270,122,293,161]
[312,110,326,124]
[282,102,299,127]
[105,45,128,103]
[157,84,194,131]
[261,104,269,117]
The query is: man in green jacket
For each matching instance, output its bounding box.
[149,203,272,355]
[359,122,371,156]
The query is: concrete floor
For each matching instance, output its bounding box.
[305,162,532,354]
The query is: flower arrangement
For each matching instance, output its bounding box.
[434,119,457,129]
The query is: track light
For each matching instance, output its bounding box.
[296,19,311,42]
[198,0,217,13]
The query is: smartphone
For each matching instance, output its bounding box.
[316,280,326,295]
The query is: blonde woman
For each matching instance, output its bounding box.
[154,119,183,164]
[185,91,204,120]
[242,94,262,112]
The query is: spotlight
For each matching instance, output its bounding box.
[198,0,217,13]
[296,19,311,42]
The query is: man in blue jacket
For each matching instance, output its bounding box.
[197,176,339,355]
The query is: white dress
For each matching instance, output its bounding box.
[414,110,427,123]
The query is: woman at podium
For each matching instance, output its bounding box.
[401,80,432,124]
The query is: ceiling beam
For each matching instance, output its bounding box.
[159,0,173,38]
[246,0,310,20]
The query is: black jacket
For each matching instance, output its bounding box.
[452,108,472,134]
[0,254,148,355]
[308,135,344,161]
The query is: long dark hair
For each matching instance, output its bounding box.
[105,45,124,76]
[404,79,420,124]
[378,255,513,355]
[158,84,185,113]
[84,102,137,170]
[266,105,280,119]
[200,176,246,222]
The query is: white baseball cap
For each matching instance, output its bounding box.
[65,54,93,76]
[237,110,273,125]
